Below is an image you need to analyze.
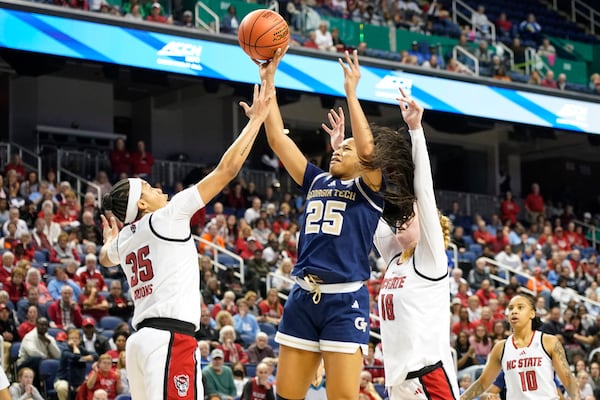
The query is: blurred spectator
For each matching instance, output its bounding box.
[246,332,276,364]
[178,10,194,28]
[233,298,260,347]
[493,67,511,82]
[519,13,542,42]
[9,367,44,400]
[303,31,319,49]
[217,325,248,364]
[471,5,491,39]
[17,317,61,387]
[221,5,239,34]
[541,70,558,88]
[146,2,169,23]
[78,280,109,322]
[528,69,542,85]
[106,280,133,321]
[3,154,25,182]
[109,138,130,181]
[330,27,345,51]
[54,328,96,400]
[537,38,556,58]
[202,349,236,399]
[500,191,520,226]
[124,3,143,20]
[495,12,512,39]
[3,206,28,238]
[258,288,283,326]
[510,37,527,70]
[84,353,121,398]
[48,285,83,330]
[468,258,491,291]
[524,182,546,224]
[358,370,382,400]
[474,40,493,66]
[315,22,335,51]
[363,341,384,384]
[557,73,567,90]
[130,140,155,179]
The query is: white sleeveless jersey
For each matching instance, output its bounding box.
[373,128,459,398]
[502,331,558,400]
[106,186,204,330]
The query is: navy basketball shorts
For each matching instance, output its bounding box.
[275,283,370,354]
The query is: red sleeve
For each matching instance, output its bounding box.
[72,307,83,328]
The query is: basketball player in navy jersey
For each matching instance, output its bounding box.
[98,76,276,400]
[371,90,460,399]
[461,293,579,400]
[257,50,413,400]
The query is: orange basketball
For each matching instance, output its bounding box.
[238,9,289,61]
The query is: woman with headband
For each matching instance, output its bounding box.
[98,72,277,400]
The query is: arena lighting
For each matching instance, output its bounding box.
[1,5,600,135]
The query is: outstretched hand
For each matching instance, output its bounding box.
[100,214,119,245]
[321,107,345,151]
[239,80,274,121]
[338,50,361,95]
[396,88,423,131]
[256,46,289,84]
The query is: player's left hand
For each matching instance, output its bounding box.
[321,107,345,151]
[396,88,424,131]
[338,50,361,95]
[101,214,119,244]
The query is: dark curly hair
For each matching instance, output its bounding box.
[363,124,416,228]
[102,178,133,223]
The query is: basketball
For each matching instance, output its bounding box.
[237,9,289,61]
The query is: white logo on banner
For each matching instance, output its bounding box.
[375,75,413,100]
[556,103,588,129]
[156,41,203,71]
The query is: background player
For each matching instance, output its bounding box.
[99,77,276,400]
[460,293,579,400]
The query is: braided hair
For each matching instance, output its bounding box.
[102,178,132,224]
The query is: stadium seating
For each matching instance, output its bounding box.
[39,358,60,400]
[100,315,124,331]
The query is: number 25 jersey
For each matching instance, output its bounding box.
[106,187,204,330]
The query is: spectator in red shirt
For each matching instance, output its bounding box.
[109,138,130,181]
[78,280,109,322]
[258,288,283,327]
[524,182,545,224]
[4,154,26,182]
[500,191,520,226]
[48,285,83,330]
[4,266,27,305]
[0,251,15,283]
[475,279,497,307]
[145,2,169,23]
[77,253,106,292]
[85,354,122,399]
[553,226,572,252]
[130,140,155,179]
[17,304,38,340]
[53,199,79,229]
[472,219,495,246]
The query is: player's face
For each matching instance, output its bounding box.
[329,138,361,179]
[395,205,420,251]
[507,296,535,330]
[139,181,168,212]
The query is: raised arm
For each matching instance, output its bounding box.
[545,334,579,400]
[338,50,381,190]
[259,47,307,186]
[398,90,447,278]
[196,80,274,203]
[461,341,504,400]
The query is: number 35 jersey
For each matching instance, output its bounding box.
[106,186,204,330]
[294,163,384,284]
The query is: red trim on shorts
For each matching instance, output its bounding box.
[166,333,199,399]
[419,366,456,400]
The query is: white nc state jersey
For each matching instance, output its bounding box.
[373,128,458,398]
[502,331,558,400]
[107,186,204,330]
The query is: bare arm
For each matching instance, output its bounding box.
[259,47,307,185]
[545,334,579,400]
[196,81,274,202]
[338,50,381,190]
[461,341,504,400]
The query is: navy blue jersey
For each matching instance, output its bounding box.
[293,163,384,283]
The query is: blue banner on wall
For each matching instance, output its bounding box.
[0,7,598,134]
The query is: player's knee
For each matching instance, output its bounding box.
[276,394,304,400]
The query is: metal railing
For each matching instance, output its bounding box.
[453,46,479,76]
[196,235,245,284]
[451,0,496,43]
[570,0,600,35]
[496,41,514,71]
[483,257,537,296]
[57,167,103,209]
[195,1,219,33]
[0,142,43,179]
[447,242,459,269]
